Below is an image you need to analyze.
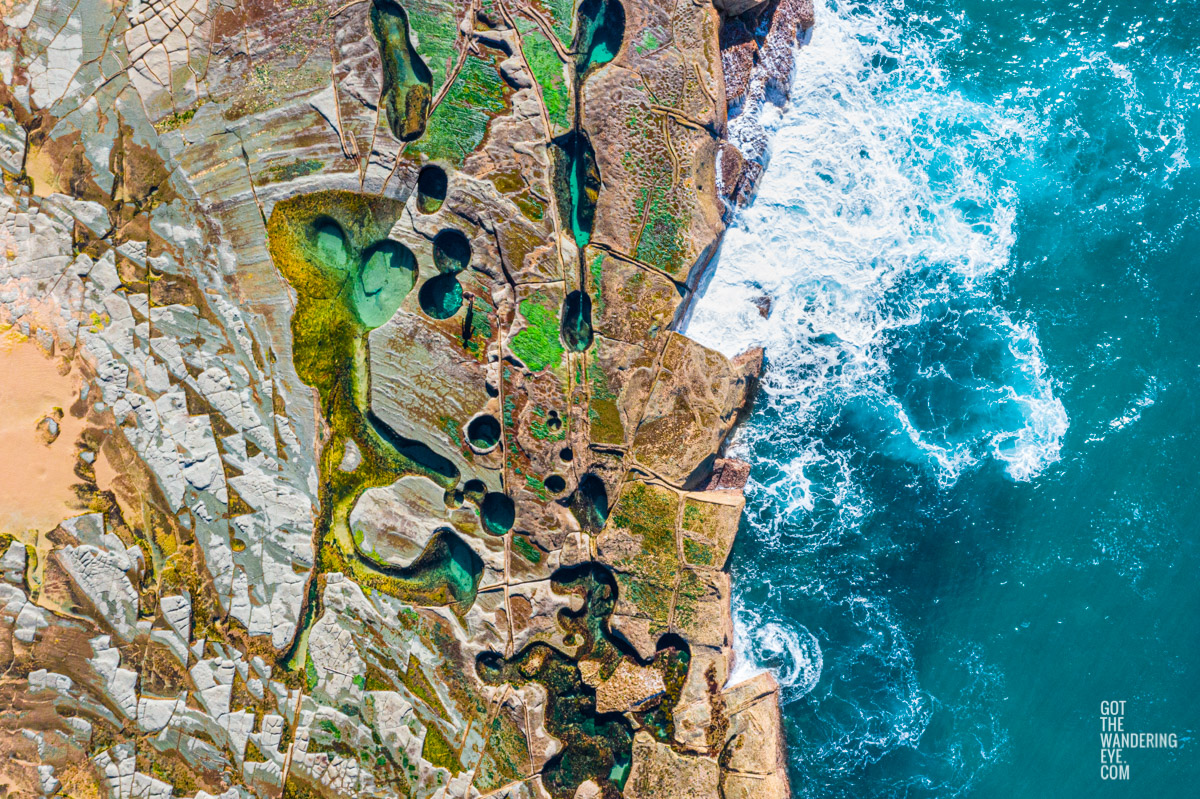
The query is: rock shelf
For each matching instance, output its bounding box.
[0,0,808,796]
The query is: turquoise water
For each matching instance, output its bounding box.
[685,0,1199,796]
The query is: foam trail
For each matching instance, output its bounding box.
[730,599,823,701]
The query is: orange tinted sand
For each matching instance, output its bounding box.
[0,329,86,541]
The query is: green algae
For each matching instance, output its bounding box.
[588,253,605,314]
[408,52,510,166]
[682,536,716,567]
[265,158,323,183]
[636,190,689,275]
[400,653,451,718]
[512,533,543,564]
[606,482,680,639]
[511,293,565,372]
[609,482,676,556]
[535,0,576,48]
[400,0,460,89]
[620,107,692,275]
[472,707,529,792]
[530,405,567,442]
[523,29,571,130]
[586,355,624,444]
[634,29,659,56]
[421,722,462,773]
[525,473,549,500]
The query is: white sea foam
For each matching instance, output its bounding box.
[730,600,823,702]
[1107,376,1159,433]
[683,0,1067,486]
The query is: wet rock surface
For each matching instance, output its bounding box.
[718,0,815,208]
[0,0,803,795]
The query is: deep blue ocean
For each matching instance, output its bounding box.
[684,0,1200,796]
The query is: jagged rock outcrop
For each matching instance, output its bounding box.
[717,0,816,208]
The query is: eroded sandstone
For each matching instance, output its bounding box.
[0,0,807,796]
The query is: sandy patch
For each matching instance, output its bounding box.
[0,329,86,541]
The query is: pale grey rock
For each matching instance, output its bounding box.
[3,0,38,30]
[338,438,362,472]
[349,476,449,565]
[38,763,60,795]
[369,691,424,766]
[90,637,139,720]
[575,780,602,799]
[58,544,140,640]
[160,593,192,639]
[189,657,235,719]
[368,309,493,483]
[28,669,73,694]
[13,600,48,643]
[26,9,82,108]
[0,541,26,583]
[138,696,183,733]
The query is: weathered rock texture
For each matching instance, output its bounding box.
[0,0,805,796]
[718,0,815,208]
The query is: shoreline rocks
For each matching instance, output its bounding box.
[0,0,807,796]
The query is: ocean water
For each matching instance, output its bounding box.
[683,0,1200,796]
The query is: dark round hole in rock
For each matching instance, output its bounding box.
[569,473,608,533]
[560,447,574,462]
[416,165,447,214]
[481,492,515,535]
[359,239,416,295]
[433,229,472,273]
[467,414,501,450]
[561,290,593,352]
[545,474,567,495]
[418,271,463,319]
[546,410,562,431]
